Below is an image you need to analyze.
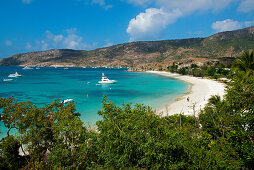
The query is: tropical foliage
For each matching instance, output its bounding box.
[234,50,254,74]
[0,51,253,169]
[168,61,232,79]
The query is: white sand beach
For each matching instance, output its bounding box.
[147,71,226,117]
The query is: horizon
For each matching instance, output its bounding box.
[1,0,254,58]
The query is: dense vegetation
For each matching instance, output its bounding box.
[0,51,253,169]
[167,61,232,79]
[167,50,253,80]
[1,26,254,67]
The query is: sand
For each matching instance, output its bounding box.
[147,71,226,117]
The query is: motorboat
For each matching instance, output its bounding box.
[98,73,116,84]
[3,78,13,82]
[8,72,22,78]
[22,66,33,70]
[63,99,73,103]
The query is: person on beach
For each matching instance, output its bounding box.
[187,97,190,102]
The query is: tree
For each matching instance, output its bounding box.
[0,98,91,169]
[0,135,27,170]
[199,68,254,168]
[234,50,254,74]
[94,96,190,169]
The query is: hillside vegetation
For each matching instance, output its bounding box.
[0,26,254,67]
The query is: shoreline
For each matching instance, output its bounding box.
[146,71,226,116]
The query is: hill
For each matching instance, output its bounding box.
[0,26,254,68]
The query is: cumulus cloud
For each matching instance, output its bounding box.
[46,30,63,43]
[212,19,254,33]
[26,28,98,51]
[126,0,234,41]
[127,8,182,41]
[212,19,242,32]
[238,0,254,13]
[22,0,33,4]
[5,40,12,46]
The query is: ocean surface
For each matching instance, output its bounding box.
[0,66,188,137]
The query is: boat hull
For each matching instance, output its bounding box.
[3,79,13,82]
[98,80,116,84]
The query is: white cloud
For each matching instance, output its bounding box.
[125,0,233,12]
[126,0,234,41]
[92,0,112,10]
[63,33,84,49]
[41,40,48,50]
[104,40,113,47]
[22,0,33,4]
[92,0,105,6]
[156,0,233,13]
[5,40,12,46]
[127,8,182,41]
[238,0,254,13]
[212,19,254,33]
[244,20,254,27]
[212,19,242,32]
[26,43,32,50]
[46,30,63,43]
[126,0,152,7]
[54,35,64,42]
[26,28,98,51]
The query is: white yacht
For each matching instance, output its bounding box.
[8,72,22,78]
[63,99,73,103]
[22,66,33,70]
[98,73,116,84]
[3,78,13,82]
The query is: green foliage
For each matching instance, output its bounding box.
[0,51,253,169]
[0,98,91,169]
[95,97,178,168]
[92,97,240,169]
[168,62,178,73]
[167,61,231,79]
[0,135,26,169]
[234,50,254,74]
[200,70,254,168]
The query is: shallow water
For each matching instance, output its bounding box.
[0,66,188,137]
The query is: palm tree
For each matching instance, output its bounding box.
[208,95,221,107]
[235,50,254,73]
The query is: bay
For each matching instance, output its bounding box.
[0,66,188,138]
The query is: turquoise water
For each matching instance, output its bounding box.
[0,66,188,137]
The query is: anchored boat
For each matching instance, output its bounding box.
[8,72,22,78]
[98,73,116,84]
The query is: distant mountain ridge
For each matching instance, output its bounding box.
[1,26,254,67]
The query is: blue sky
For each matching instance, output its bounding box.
[0,0,253,58]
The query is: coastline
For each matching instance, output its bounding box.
[146,71,226,116]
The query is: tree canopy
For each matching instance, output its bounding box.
[0,51,253,169]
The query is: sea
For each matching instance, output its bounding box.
[0,66,188,138]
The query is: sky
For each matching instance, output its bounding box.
[0,0,254,58]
